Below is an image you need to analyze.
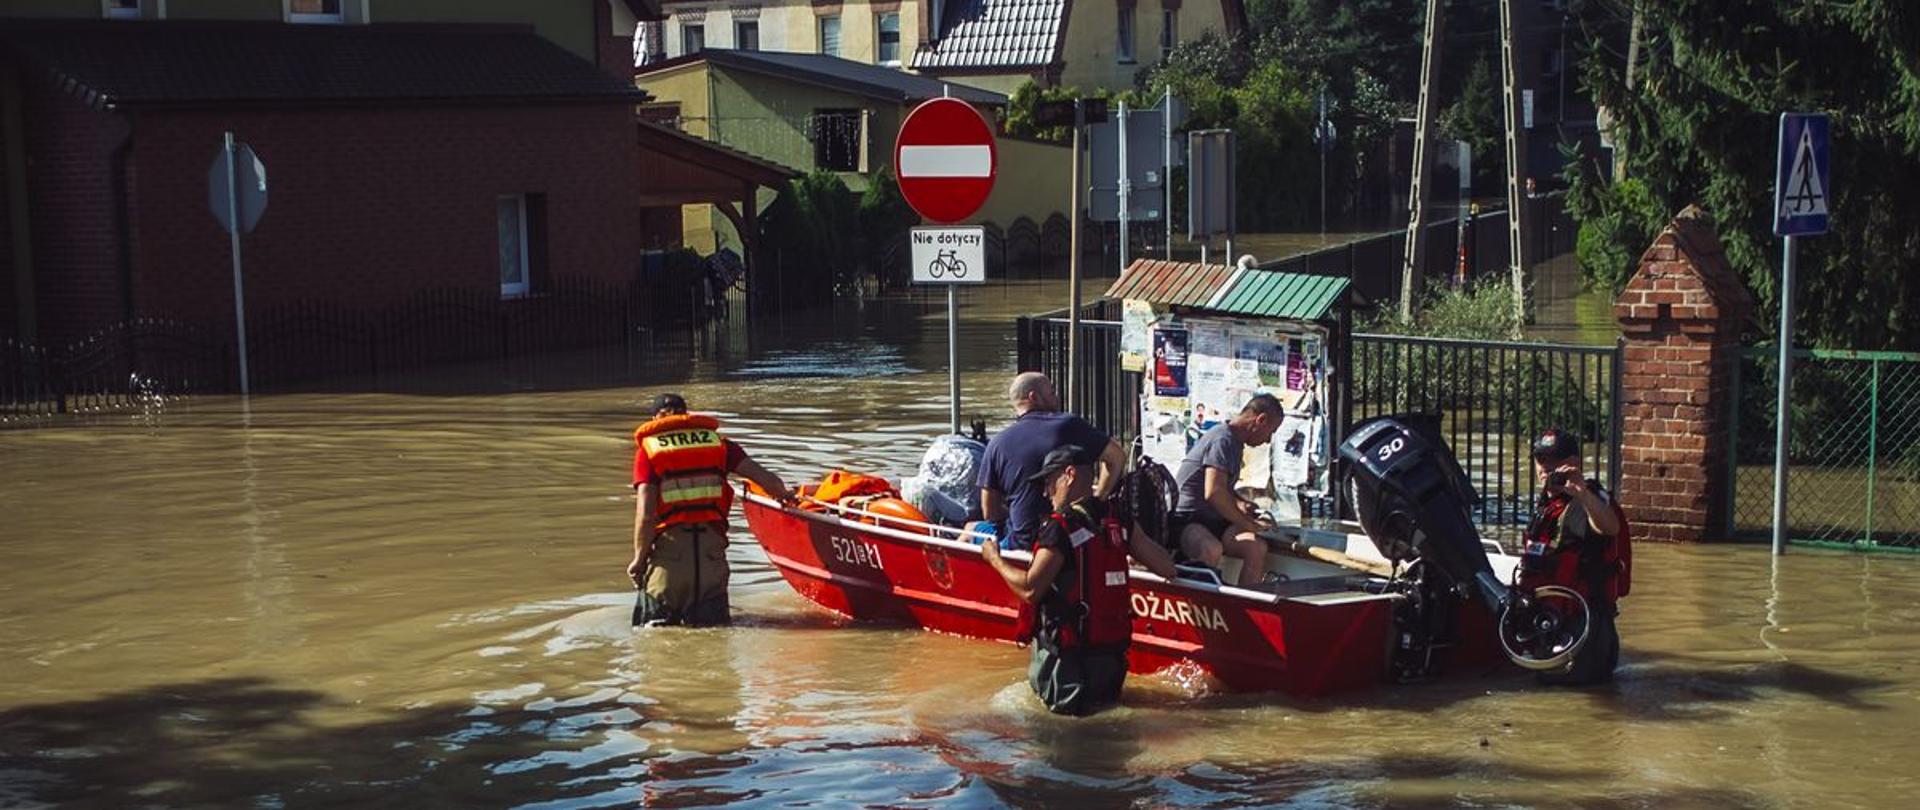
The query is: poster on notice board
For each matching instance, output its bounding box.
[1152,327,1190,397]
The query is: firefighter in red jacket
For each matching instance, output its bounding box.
[981,445,1177,715]
[630,392,796,626]
[1522,429,1632,685]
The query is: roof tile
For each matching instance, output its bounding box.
[911,0,1065,72]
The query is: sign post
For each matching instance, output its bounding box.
[208,131,268,396]
[1770,112,1831,556]
[897,97,997,433]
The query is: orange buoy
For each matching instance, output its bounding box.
[862,496,929,529]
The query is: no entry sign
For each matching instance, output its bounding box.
[895,98,997,224]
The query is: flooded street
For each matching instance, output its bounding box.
[3,280,1918,808]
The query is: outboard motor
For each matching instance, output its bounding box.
[1340,416,1591,674]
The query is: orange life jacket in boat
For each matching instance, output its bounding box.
[811,470,898,504]
[1519,481,1633,602]
[1015,499,1134,651]
[634,413,731,530]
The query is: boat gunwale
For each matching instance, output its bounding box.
[742,492,1391,608]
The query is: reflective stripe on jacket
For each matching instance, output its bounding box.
[635,413,731,529]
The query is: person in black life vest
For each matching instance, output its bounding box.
[630,392,798,627]
[980,445,1178,716]
[1522,429,1631,685]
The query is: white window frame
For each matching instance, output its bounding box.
[682,22,705,55]
[876,12,901,66]
[103,0,164,19]
[499,195,531,299]
[819,15,842,58]
[284,0,367,25]
[1161,8,1178,59]
[1117,7,1136,64]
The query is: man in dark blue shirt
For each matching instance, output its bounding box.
[976,372,1125,548]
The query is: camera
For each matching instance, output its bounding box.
[1546,471,1571,489]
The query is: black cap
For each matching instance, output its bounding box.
[648,392,689,415]
[1531,429,1580,462]
[1025,444,1090,484]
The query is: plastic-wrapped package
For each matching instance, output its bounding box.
[906,434,985,526]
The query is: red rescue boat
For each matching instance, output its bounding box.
[742,488,1520,697]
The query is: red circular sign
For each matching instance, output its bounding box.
[894,98,998,224]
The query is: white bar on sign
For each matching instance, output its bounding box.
[899,145,992,177]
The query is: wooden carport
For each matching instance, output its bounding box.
[635,121,797,297]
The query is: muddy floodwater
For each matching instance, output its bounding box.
[3,281,1918,808]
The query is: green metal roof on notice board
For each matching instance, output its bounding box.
[1212,266,1350,320]
[1106,260,1349,321]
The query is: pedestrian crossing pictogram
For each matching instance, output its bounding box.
[1773,112,1831,237]
[1779,126,1828,218]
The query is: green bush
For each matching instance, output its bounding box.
[1360,279,1520,340]
[1568,176,1667,294]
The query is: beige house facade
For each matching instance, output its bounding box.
[645,0,923,69]
[912,0,1245,93]
[636,49,1070,254]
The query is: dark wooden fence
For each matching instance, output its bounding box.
[3,276,695,422]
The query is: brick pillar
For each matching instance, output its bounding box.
[1613,205,1754,542]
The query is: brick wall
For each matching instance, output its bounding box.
[19,82,132,346]
[0,76,14,335]
[1613,205,1754,541]
[103,102,643,331]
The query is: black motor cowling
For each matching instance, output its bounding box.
[1339,416,1512,612]
[1339,416,1590,673]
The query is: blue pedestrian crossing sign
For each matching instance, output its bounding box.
[1774,113,1830,236]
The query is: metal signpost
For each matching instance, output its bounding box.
[896,98,998,433]
[1187,130,1235,265]
[208,131,268,395]
[1770,112,1831,555]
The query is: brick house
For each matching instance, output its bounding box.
[0,14,670,347]
[0,3,798,359]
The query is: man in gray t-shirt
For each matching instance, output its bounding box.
[1167,394,1285,586]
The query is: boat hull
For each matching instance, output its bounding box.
[743,494,1501,696]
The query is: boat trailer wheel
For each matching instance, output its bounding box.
[1497,585,1592,672]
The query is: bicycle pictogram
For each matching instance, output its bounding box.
[928,249,968,279]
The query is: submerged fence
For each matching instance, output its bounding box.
[1015,303,1623,530]
[1729,348,1920,550]
[2,276,701,422]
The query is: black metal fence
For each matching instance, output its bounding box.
[3,276,697,422]
[1262,196,1576,308]
[1013,304,1623,530]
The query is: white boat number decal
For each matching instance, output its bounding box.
[1377,436,1405,461]
[830,535,885,572]
[1131,591,1228,632]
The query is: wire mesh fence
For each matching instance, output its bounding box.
[1729,348,1920,551]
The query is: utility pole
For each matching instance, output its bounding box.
[1066,99,1085,408]
[1615,2,1644,182]
[1400,0,1447,319]
[1118,99,1131,274]
[1498,0,1531,333]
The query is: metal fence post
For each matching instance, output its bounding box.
[1865,357,1880,544]
[1725,349,1743,539]
[1610,335,1624,495]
